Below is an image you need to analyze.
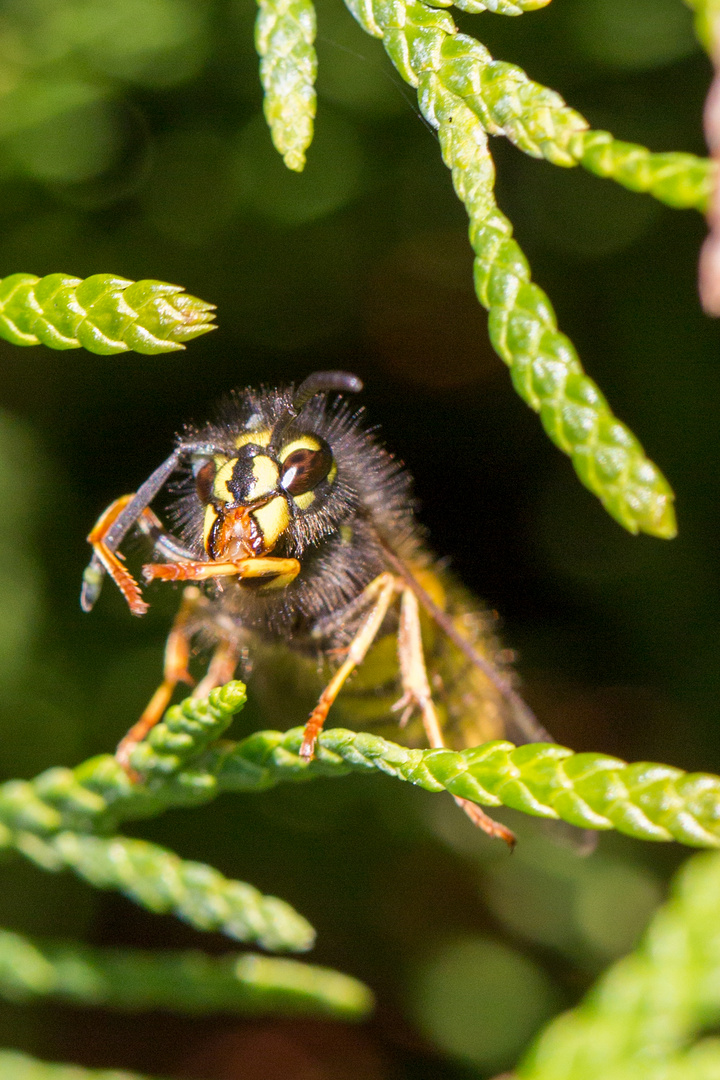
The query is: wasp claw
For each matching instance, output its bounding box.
[299,737,316,761]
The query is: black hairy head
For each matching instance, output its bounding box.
[167,379,422,632]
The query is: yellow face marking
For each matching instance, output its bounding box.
[293,491,315,511]
[203,504,218,550]
[278,435,323,462]
[235,429,271,449]
[252,495,290,551]
[211,453,279,504]
[250,455,279,500]
[212,457,235,504]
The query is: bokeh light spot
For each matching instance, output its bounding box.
[408,935,559,1071]
[142,128,246,246]
[567,0,698,71]
[575,862,662,955]
[236,110,365,226]
[6,97,118,183]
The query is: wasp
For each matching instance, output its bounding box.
[81,371,557,846]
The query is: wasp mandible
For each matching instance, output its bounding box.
[82,371,556,846]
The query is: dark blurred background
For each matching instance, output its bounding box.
[0,0,716,1076]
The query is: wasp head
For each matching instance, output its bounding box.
[193,429,336,562]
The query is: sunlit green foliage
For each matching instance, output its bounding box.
[255,0,713,535]
[0,929,371,1018]
[6,682,720,856]
[520,850,720,1080]
[6,677,720,1074]
[0,0,717,1077]
[255,0,317,171]
[0,1052,152,1080]
[0,275,215,355]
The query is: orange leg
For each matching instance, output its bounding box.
[87,496,149,616]
[300,573,398,760]
[115,586,201,775]
[395,587,516,848]
[193,639,241,700]
[143,557,301,585]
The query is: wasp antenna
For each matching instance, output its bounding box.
[270,371,363,449]
[292,371,363,414]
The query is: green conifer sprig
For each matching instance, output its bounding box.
[571,130,716,211]
[246,0,720,534]
[0,1052,153,1080]
[0,274,216,355]
[11,832,314,953]
[449,0,550,13]
[441,103,675,534]
[4,683,720,849]
[129,681,247,779]
[685,0,720,53]
[338,0,688,536]
[0,929,371,1018]
[343,0,713,209]
[519,851,720,1080]
[255,0,317,171]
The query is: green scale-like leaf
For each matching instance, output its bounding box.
[4,683,720,849]
[0,688,313,953]
[442,105,675,535]
[0,1052,155,1080]
[450,0,551,14]
[255,0,318,171]
[335,0,704,535]
[344,0,714,206]
[15,832,314,953]
[0,274,216,355]
[0,929,371,1018]
[519,851,720,1080]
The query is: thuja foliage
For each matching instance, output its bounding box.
[5,681,720,849]
[0,929,370,1018]
[5,683,720,1077]
[250,0,718,539]
[0,4,717,1077]
[0,684,376,1076]
[519,849,720,1080]
[0,274,216,355]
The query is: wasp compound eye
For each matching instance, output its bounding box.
[280,443,333,496]
[193,459,216,504]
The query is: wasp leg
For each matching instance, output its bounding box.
[300,572,398,760]
[143,556,301,586]
[193,639,242,700]
[85,499,197,617]
[115,586,201,776]
[134,508,197,563]
[396,587,516,849]
[85,496,150,616]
